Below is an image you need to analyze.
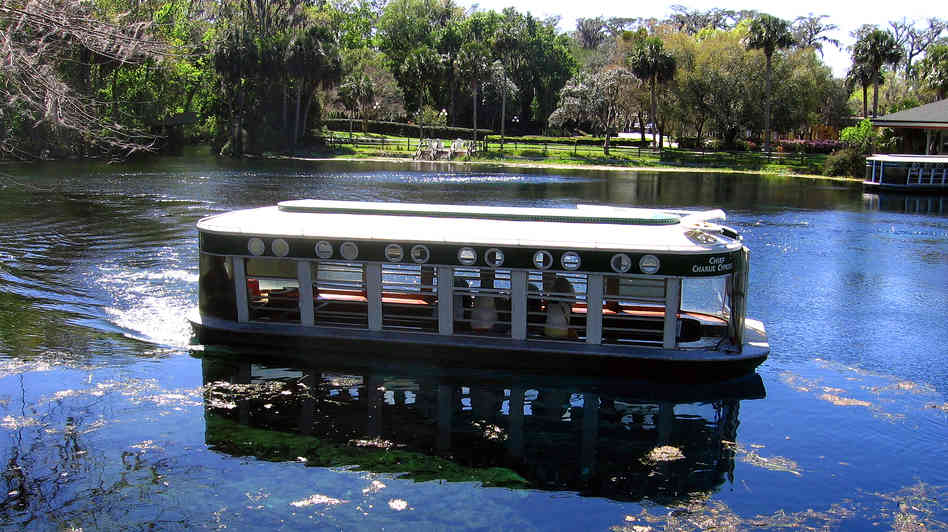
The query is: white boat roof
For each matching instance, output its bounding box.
[197,200,741,254]
[867,154,948,164]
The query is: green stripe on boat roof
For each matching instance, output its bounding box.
[278,200,682,226]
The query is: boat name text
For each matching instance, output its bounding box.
[692,256,734,273]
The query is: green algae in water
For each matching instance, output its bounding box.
[204,414,530,488]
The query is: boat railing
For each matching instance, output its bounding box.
[210,254,744,350]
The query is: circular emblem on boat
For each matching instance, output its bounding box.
[484,248,504,268]
[314,240,333,259]
[458,247,477,266]
[533,250,553,270]
[248,237,265,256]
[384,244,404,262]
[610,253,632,273]
[561,251,581,270]
[639,254,660,274]
[340,241,359,260]
[271,238,290,257]
[410,245,430,264]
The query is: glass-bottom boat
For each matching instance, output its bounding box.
[864,154,948,193]
[190,200,769,380]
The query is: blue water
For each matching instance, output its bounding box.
[0,152,945,530]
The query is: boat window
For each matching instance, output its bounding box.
[410,245,430,264]
[458,247,477,265]
[245,258,300,324]
[384,244,404,262]
[679,275,732,347]
[681,276,730,319]
[312,261,368,328]
[199,253,236,320]
[484,248,504,268]
[381,263,438,333]
[600,275,665,346]
[527,271,587,342]
[453,267,512,338]
[315,240,333,259]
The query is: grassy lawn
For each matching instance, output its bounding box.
[309,132,830,177]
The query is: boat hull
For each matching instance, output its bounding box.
[863,181,948,194]
[189,312,769,382]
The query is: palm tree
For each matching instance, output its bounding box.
[489,60,517,153]
[852,28,903,117]
[745,13,795,152]
[628,37,676,149]
[845,62,874,119]
[339,72,375,135]
[458,41,491,146]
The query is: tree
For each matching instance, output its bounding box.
[285,18,342,150]
[917,43,948,99]
[338,72,374,134]
[0,0,168,158]
[628,37,676,149]
[846,62,874,118]
[745,13,794,152]
[458,41,491,144]
[889,18,947,78]
[489,61,517,152]
[852,28,904,117]
[575,18,606,49]
[791,14,839,57]
[549,68,632,154]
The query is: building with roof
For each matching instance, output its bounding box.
[871,99,948,155]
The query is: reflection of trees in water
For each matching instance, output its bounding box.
[0,376,183,529]
[203,356,759,503]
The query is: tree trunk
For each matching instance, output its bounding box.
[862,85,869,118]
[418,92,424,141]
[282,84,289,145]
[500,82,506,154]
[449,74,457,127]
[304,83,320,138]
[649,77,658,149]
[293,82,302,150]
[763,53,773,152]
[234,80,244,156]
[872,79,880,117]
[638,111,646,144]
[603,133,610,156]
[110,68,119,122]
[471,82,478,145]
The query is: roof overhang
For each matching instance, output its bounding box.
[870,121,948,129]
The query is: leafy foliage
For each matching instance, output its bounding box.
[823,148,865,177]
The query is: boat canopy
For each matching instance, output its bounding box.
[197,200,740,255]
[866,154,948,164]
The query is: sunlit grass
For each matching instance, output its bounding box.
[307,133,836,178]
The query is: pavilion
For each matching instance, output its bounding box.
[871,99,948,155]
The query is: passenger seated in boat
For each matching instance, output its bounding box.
[544,276,576,339]
[471,294,497,332]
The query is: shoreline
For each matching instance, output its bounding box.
[275,153,862,184]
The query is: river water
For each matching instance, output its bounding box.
[1,150,946,530]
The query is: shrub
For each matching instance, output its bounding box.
[704,138,723,151]
[778,139,845,154]
[823,148,866,178]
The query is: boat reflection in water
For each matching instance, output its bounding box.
[863,192,947,214]
[201,352,765,503]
